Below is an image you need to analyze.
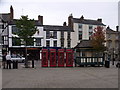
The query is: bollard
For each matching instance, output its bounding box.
[32,60,34,68]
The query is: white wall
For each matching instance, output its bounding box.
[71,22,106,48]
[118,1,120,31]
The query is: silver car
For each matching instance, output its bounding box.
[11,56,25,63]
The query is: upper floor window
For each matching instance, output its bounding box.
[53,31,57,39]
[78,24,82,29]
[36,38,41,46]
[0,24,4,29]
[12,26,19,34]
[46,40,50,47]
[115,41,118,48]
[46,31,50,39]
[54,41,57,47]
[67,32,71,39]
[89,25,93,30]
[61,31,64,38]
[78,31,82,40]
[108,34,111,39]
[67,40,71,48]
[12,37,21,46]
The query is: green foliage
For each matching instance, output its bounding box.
[12,37,21,46]
[15,15,37,45]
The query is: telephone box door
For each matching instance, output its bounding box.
[50,49,56,67]
[66,49,73,67]
[58,49,64,67]
[41,49,48,67]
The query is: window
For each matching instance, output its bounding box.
[61,31,64,47]
[61,31,64,38]
[89,25,93,30]
[108,34,111,39]
[78,31,82,40]
[46,31,50,39]
[12,26,19,34]
[36,38,41,46]
[0,24,4,29]
[12,37,21,46]
[67,32,71,48]
[115,41,118,48]
[53,31,57,39]
[78,24,82,29]
[54,41,57,47]
[82,52,86,57]
[46,41,50,47]
[67,32,71,39]
[67,40,71,48]
[108,41,112,48]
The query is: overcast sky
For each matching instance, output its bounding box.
[0,0,119,30]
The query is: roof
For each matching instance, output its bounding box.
[43,25,74,32]
[72,18,106,26]
[8,19,42,26]
[106,26,118,34]
[8,19,73,32]
[74,40,93,48]
[0,13,11,22]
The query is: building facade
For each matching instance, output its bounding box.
[105,26,119,60]
[0,5,14,60]
[3,6,73,60]
[67,14,106,48]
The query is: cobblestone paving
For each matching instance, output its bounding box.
[2,61,118,88]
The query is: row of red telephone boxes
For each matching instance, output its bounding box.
[41,49,74,67]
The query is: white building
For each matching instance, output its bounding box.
[68,14,106,48]
[8,15,73,60]
[0,5,13,59]
[118,1,120,31]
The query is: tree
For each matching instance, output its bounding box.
[15,15,37,68]
[91,26,106,55]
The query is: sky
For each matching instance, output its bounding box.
[0,0,119,30]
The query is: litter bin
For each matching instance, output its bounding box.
[105,60,110,68]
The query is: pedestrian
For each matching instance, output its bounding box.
[112,58,115,65]
[2,52,7,69]
[6,53,11,69]
[12,52,18,69]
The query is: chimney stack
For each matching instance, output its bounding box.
[68,13,73,28]
[10,5,14,20]
[97,18,102,23]
[38,15,43,25]
[80,15,84,20]
[116,26,119,32]
[63,22,67,26]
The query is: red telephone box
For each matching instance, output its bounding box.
[58,49,65,67]
[66,49,73,67]
[50,49,56,67]
[41,49,48,67]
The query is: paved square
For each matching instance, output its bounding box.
[2,61,118,88]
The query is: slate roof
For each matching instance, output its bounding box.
[43,25,74,32]
[0,13,11,22]
[74,40,93,48]
[8,19,42,26]
[72,18,106,26]
[106,26,118,34]
[8,19,73,32]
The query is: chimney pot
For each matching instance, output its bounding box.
[97,19,102,23]
[116,26,119,32]
[63,22,67,26]
[38,15,43,25]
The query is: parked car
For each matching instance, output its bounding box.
[11,55,25,63]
